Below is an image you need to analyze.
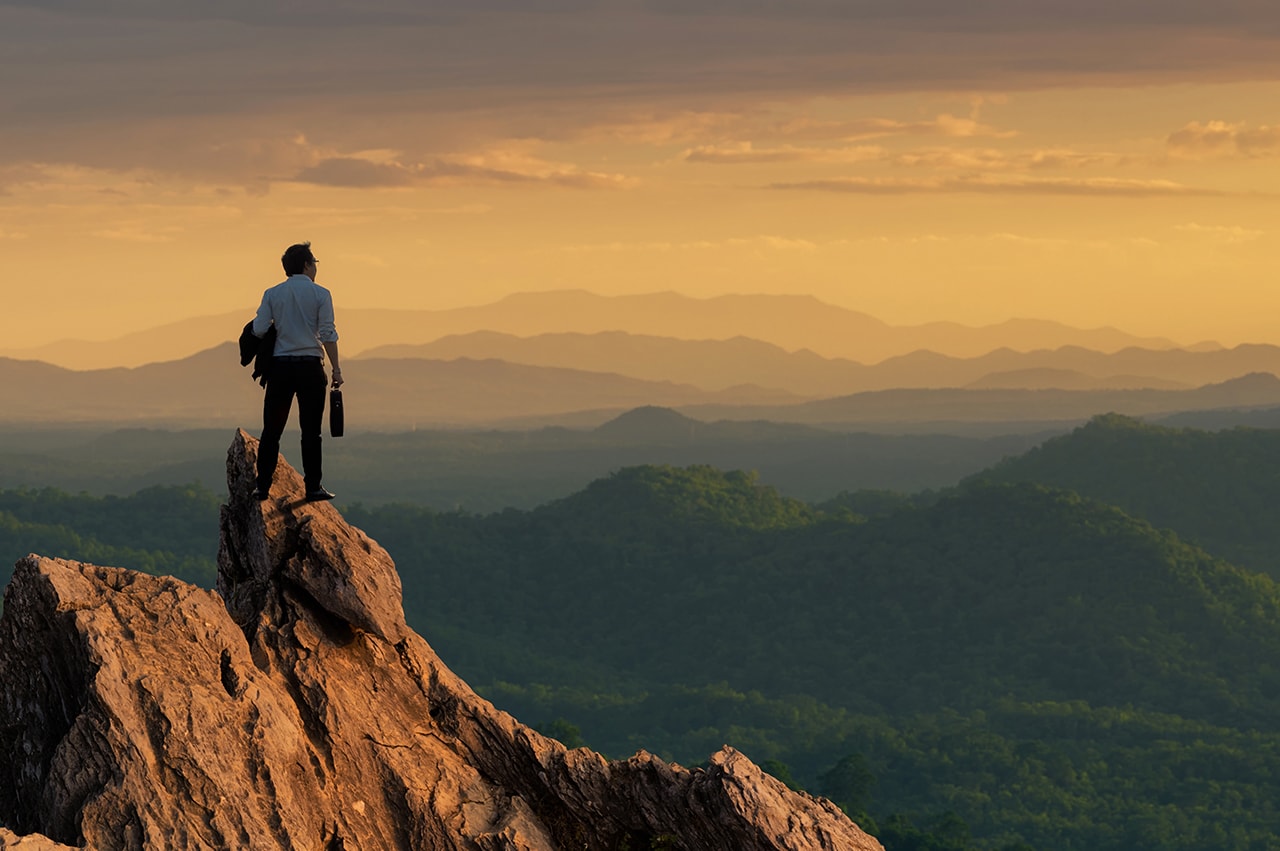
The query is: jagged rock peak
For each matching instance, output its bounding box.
[0,431,883,851]
[218,428,408,644]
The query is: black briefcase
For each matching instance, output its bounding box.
[329,389,345,438]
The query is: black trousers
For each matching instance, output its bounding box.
[257,358,327,493]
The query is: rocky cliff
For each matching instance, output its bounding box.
[0,430,883,851]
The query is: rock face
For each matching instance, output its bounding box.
[0,430,883,851]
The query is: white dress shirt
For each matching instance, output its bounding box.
[252,274,339,358]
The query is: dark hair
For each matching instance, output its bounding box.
[281,242,315,276]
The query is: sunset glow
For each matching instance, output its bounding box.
[4,3,1280,349]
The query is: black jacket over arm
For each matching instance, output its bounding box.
[239,321,277,387]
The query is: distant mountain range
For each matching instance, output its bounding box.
[0,290,1184,370]
[360,331,1280,395]
[0,344,796,428]
[680,373,1280,428]
[5,342,1280,429]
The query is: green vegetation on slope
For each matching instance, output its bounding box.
[343,462,1280,850]
[0,484,220,591]
[505,684,1280,851]
[352,469,1280,727]
[971,412,1280,577]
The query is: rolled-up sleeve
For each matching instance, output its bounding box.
[251,291,273,337]
[317,289,338,343]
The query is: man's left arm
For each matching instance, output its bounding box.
[319,289,341,388]
[323,341,343,388]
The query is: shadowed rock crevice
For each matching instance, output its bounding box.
[0,429,882,851]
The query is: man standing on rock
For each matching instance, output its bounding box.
[251,241,344,502]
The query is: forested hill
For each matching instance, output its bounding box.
[970,412,1280,577]
[347,465,1280,849]
[549,464,819,530]
[0,485,219,593]
[349,467,1280,728]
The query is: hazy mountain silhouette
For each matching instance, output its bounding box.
[358,331,1278,396]
[0,347,261,424]
[965,368,1190,391]
[882,344,1280,391]
[0,345,798,427]
[360,331,853,395]
[7,340,1280,429]
[0,291,1181,369]
[679,373,1280,427]
[593,406,704,441]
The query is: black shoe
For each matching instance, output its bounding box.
[254,486,269,501]
[305,488,336,502]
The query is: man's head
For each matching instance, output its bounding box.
[281,242,318,279]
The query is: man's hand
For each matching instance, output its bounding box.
[323,340,343,388]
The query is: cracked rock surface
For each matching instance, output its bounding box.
[0,430,883,851]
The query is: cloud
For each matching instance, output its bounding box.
[3,1,1280,201]
[768,175,1226,197]
[293,158,417,188]
[91,223,183,243]
[1174,222,1264,243]
[556,235,820,253]
[678,100,1019,165]
[985,233,1131,251]
[683,142,885,164]
[892,147,1116,170]
[5,2,1280,164]
[1166,120,1280,159]
[885,113,1018,140]
[0,163,93,193]
[758,236,818,250]
[287,148,638,190]
[771,110,1016,143]
[682,138,1126,175]
[580,110,759,145]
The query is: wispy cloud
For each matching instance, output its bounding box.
[1166,120,1280,159]
[768,175,1225,197]
[1174,222,1264,243]
[683,142,885,164]
[857,113,1017,141]
[583,100,1015,154]
[91,223,184,243]
[580,110,758,145]
[556,235,819,253]
[292,158,417,189]
[771,102,1017,143]
[892,147,1116,170]
[289,151,638,190]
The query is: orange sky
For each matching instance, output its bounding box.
[4,3,1280,350]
